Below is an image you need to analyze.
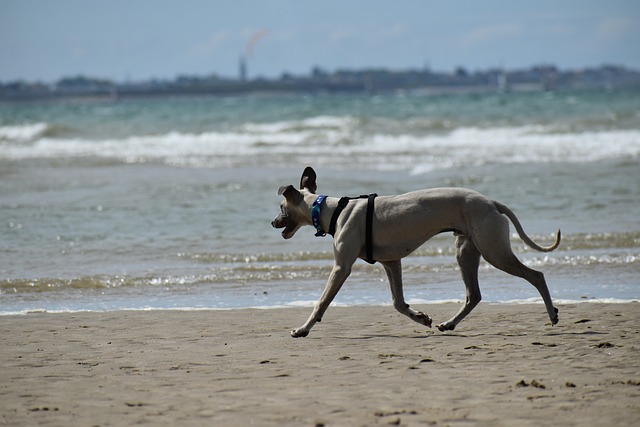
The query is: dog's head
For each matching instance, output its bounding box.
[271,167,318,239]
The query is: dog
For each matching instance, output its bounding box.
[272,167,561,337]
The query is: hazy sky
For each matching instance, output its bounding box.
[2,0,639,82]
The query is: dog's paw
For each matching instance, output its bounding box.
[551,307,559,326]
[416,311,433,328]
[290,328,309,338]
[436,322,455,332]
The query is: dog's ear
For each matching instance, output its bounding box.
[278,185,304,204]
[300,166,317,193]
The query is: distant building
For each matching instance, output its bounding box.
[239,56,247,82]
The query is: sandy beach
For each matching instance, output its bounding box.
[1,303,638,426]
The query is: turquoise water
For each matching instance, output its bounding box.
[1,89,639,313]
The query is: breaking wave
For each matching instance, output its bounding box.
[0,122,50,143]
[2,118,639,171]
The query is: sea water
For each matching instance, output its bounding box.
[1,89,639,314]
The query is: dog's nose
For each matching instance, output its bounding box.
[272,217,286,229]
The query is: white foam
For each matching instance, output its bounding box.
[0,123,49,142]
[242,115,354,133]
[406,298,463,305]
[2,298,636,315]
[499,298,639,305]
[3,119,639,171]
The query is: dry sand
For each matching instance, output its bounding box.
[1,303,638,426]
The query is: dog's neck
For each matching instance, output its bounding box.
[309,195,341,238]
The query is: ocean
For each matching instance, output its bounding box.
[1,89,639,314]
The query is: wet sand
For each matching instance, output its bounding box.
[1,303,638,426]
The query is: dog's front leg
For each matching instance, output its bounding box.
[381,260,432,328]
[291,262,353,338]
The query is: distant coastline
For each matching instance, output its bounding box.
[2,64,639,101]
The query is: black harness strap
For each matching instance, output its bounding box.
[364,193,377,264]
[327,193,378,264]
[327,196,350,237]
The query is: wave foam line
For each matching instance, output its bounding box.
[2,298,637,316]
[0,122,49,142]
[2,122,639,170]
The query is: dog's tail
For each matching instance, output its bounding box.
[495,202,561,252]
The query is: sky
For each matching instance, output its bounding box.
[1,0,639,83]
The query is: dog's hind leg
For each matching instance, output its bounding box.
[381,260,432,327]
[476,221,559,326]
[488,255,558,325]
[437,235,482,331]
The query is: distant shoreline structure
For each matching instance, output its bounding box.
[2,64,639,101]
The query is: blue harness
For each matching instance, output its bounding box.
[311,195,328,237]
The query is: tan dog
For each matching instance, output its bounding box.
[272,167,561,337]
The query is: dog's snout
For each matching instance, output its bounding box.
[271,215,287,229]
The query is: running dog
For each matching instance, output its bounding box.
[272,167,560,337]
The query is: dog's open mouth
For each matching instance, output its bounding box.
[281,221,298,239]
[272,216,298,239]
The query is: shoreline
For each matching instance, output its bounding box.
[1,298,638,317]
[2,303,638,426]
